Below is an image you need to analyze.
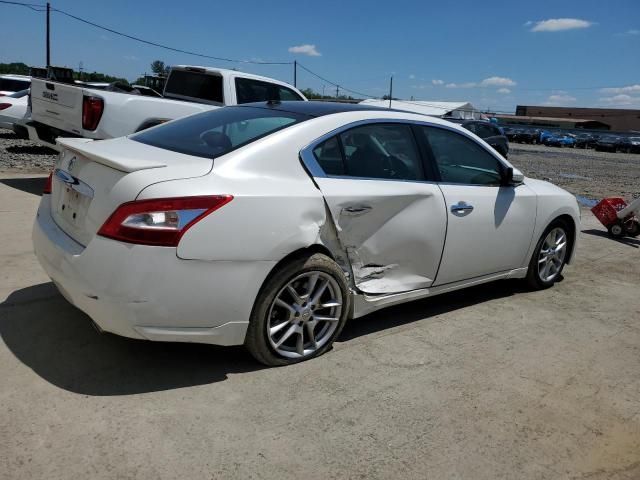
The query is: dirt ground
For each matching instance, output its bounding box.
[1,133,640,480]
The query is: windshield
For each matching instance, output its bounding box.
[0,78,30,92]
[132,106,310,159]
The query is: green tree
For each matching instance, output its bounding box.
[150,60,170,77]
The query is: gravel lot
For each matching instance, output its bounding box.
[1,128,638,202]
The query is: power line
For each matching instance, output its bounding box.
[50,6,292,65]
[296,62,381,99]
[0,0,46,11]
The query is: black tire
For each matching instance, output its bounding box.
[608,223,625,238]
[526,220,571,290]
[625,220,640,238]
[245,253,350,366]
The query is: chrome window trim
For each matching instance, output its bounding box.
[299,118,509,184]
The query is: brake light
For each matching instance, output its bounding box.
[0,103,11,111]
[97,195,233,246]
[82,95,104,130]
[43,171,53,194]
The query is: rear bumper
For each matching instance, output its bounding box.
[32,195,275,346]
[25,121,82,152]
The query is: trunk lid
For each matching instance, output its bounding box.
[31,78,85,134]
[51,137,213,246]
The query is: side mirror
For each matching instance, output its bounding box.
[503,167,524,186]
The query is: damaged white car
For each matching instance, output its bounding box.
[33,102,580,365]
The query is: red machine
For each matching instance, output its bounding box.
[591,197,640,238]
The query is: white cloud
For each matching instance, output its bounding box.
[288,44,321,56]
[530,18,594,32]
[600,84,640,94]
[497,88,511,94]
[598,94,640,107]
[123,55,138,61]
[624,29,640,35]
[545,94,577,105]
[524,20,533,27]
[409,74,416,80]
[431,79,444,85]
[444,76,516,89]
[445,82,476,89]
[479,76,517,87]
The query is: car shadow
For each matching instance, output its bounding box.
[1,279,528,396]
[0,177,46,196]
[0,283,263,396]
[339,280,526,341]
[5,145,57,155]
[581,228,640,248]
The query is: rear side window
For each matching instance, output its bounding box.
[164,70,224,104]
[132,106,308,159]
[313,137,344,175]
[419,126,503,185]
[235,78,303,103]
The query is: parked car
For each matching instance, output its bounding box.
[0,89,29,131]
[514,128,540,144]
[545,133,576,148]
[617,136,640,154]
[504,127,519,141]
[574,133,594,148]
[0,74,30,96]
[33,102,580,365]
[595,136,622,152]
[452,119,509,157]
[27,66,307,151]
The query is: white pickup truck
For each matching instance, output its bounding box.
[26,66,306,151]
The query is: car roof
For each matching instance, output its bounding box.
[237,100,407,118]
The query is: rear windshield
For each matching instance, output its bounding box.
[164,70,224,104]
[8,89,29,98]
[132,106,310,159]
[0,78,30,92]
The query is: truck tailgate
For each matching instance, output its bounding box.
[31,78,84,134]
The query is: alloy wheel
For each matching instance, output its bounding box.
[537,227,567,283]
[267,271,343,359]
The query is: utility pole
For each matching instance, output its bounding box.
[388,76,393,108]
[46,2,51,70]
[293,60,297,87]
[335,85,339,99]
[78,61,83,81]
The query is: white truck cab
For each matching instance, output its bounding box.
[26,66,306,151]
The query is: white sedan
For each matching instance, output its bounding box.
[33,102,580,365]
[0,89,29,131]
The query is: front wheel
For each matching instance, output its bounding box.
[526,221,570,290]
[245,253,350,366]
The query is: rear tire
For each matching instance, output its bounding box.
[608,223,625,238]
[245,253,350,366]
[526,220,570,290]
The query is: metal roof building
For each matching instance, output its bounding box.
[360,99,481,119]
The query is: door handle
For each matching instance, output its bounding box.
[450,202,474,214]
[343,205,372,214]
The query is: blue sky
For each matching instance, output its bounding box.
[1,0,639,112]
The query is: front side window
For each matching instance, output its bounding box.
[132,106,308,158]
[420,126,504,185]
[338,124,422,180]
[0,78,30,92]
[235,78,303,104]
[475,123,498,138]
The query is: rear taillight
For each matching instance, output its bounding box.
[97,195,233,246]
[43,171,53,194]
[0,103,11,111]
[82,95,104,130]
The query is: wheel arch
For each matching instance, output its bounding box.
[549,213,577,265]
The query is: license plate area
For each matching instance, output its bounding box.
[54,169,94,227]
